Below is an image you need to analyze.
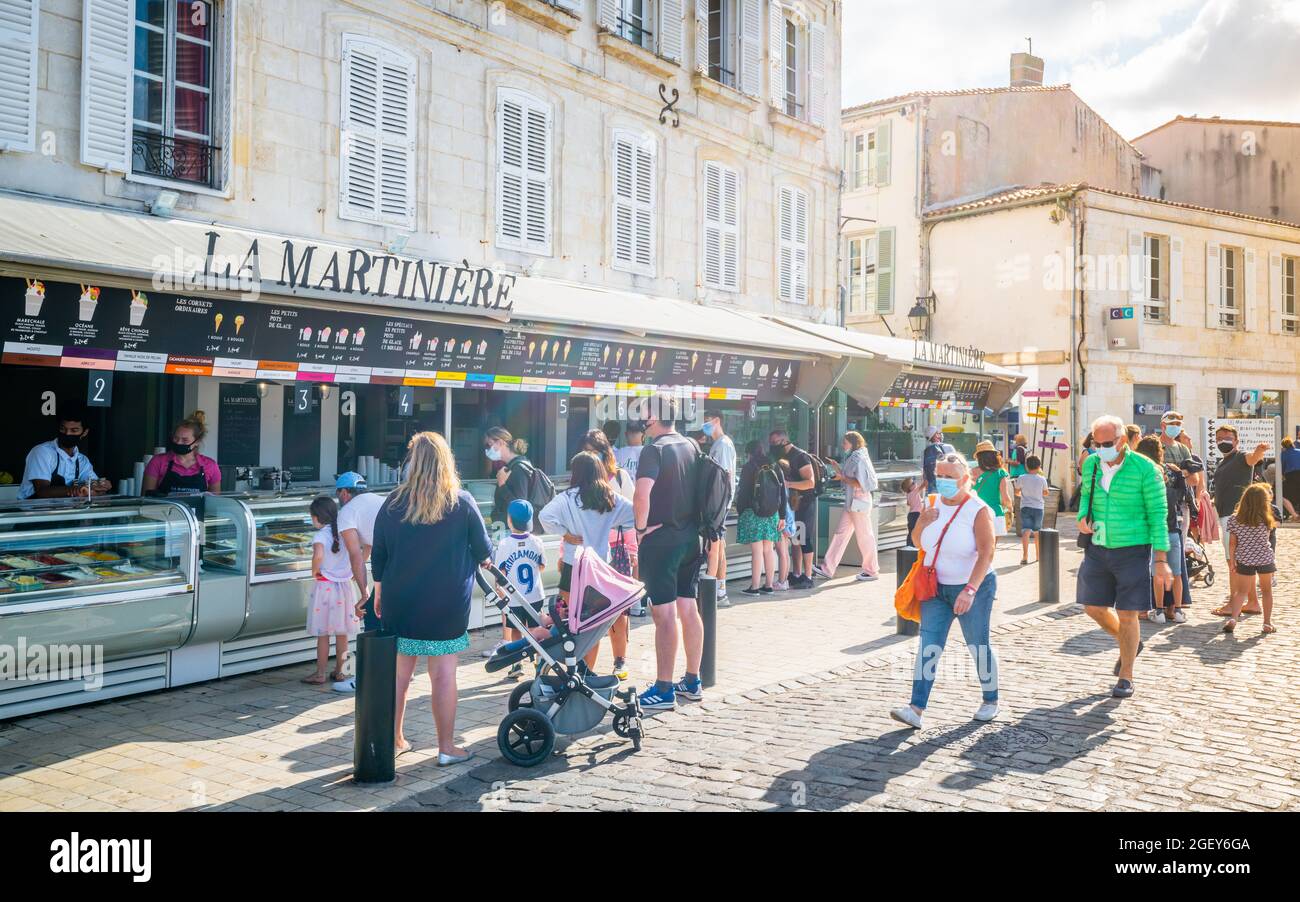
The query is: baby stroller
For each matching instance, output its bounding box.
[1185,537,1215,588]
[478,546,647,767]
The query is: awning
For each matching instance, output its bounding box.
[763,316,1029,412]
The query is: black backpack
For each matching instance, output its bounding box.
[802,448,830,497]
[693,448,732,543]
[752,463,783,518]
[510,458,556,519]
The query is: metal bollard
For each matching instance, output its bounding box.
[894,546,920,636]
[698,576,717,688]
[353,629,397,784]
[1039,528,1060,605]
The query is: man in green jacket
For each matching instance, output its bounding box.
[1077,415,1173,699]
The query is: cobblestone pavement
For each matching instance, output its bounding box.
[1,524,1295,812]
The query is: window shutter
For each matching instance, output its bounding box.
[340,37,381,222]
[659,0,683,63]
[216,0,234,191]
[0,0,40,153]
[693,0,707,75]
[768,0,784,109]
[738,0,761,97]
[793,187,808,302]
[808,20,825,127]
[612,130,656,275]
[1205,241,1220,328]
[874,119,891,186]
[1269,251,1284,334]
[496,89,552,256]
[377,51,416,227]
[777,186,793,301]
[597,0,618,31]
[875,227,895,313]
[703,161,739,290]
[80,0,133,172]
[1127,229,1144,307]
[1243,247,1258,332]
[1168,236,1184,325]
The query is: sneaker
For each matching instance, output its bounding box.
[790,575,814,590]
[331,678,356,693]
[811,566,832,580]
[673,676,703,701]
[1112,679,1135,699]
[1113,640,1145,676]
[612,658,629,681]
[889,705,923,729]
[1171,609,1186,624]
[632,603,648,617]
[856,572,879,582]
[507,662,523,680]
[772,580,790,591]
[1150,609,1167,624]
[742,586,763,596]
[482,640,503,659]
[758,585,774,595]
[638,685,676,711]
[973,701,999,722]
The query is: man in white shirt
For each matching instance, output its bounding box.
[332,471,386,692]
[702,410,736,603]
[614,421,644,480]
[19,407,112,499]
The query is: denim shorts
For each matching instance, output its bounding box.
[1077,544,1153,611]
[1019,506,1044,534]
[1165,531,1184,577]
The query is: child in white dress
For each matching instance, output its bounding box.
[303,496,361,684]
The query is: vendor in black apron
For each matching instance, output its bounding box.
[19,405,113,499]
[143,410,222,496]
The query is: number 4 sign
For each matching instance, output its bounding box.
[87,372,112,407]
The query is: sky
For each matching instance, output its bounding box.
[840,0,1300,138]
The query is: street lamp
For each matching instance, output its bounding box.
[908,294,936,339]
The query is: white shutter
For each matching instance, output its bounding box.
[496,88,552,256]
[777,186,793,301]
[874,119,891,186]
[702,161,739,290]
[1127,229,1144,307]
[340,38,380,222]
[1269,251,1285,334]
[597,0,618,31]
[876,227,895,313]
[808,20,825,127]
[0,0,40,152]
[612,130,656,276]
[1168,235,1184,325]
[1244,247,1258,332]
[1205,241,1220,328]
[217,0,234,191]
[377,51,415,226]
[80,0,133,172]
[693,0,707,75]
[659,0,683,63]
[768,0,784,109]
[738,0,761,97]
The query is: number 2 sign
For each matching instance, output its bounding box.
[87,372,112,407]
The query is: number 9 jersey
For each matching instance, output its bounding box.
[492,530,547,609]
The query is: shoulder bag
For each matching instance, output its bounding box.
[1077,456,1099,549]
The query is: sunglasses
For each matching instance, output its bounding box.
[1095,439,1118,448]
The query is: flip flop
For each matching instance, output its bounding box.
[301,674,327,685]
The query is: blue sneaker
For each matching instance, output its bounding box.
[638,685,676,711]
[673,677,703,701]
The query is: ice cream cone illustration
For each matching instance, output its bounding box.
[690,351,699,370]
[615,348,623,367]
[551,341,560,361]
[461,339,472,354]
[354,327,365,345]
[563,340,572,361]
[528,340,537,359]
[602,345,610,365]
[477,339,488,355]
[650,350,657,368]
[214,312,223,332]
[77,284,100,322]
[785,363,793,378]
[320,327,332,344]
[129,290,149,326]
[234,315,245,335]
[337,328,349,344]
[23,279,45,316]
[638,349,646,368]
[539,339,550,360]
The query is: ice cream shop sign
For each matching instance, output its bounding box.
[150,231,517,317]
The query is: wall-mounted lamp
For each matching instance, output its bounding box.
[318,384,332,400]
[255,381,270,399]
[908,294,937,339]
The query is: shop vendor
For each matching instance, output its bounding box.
[143,410,222,496]
[19,405,112,499]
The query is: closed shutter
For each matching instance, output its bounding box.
[376,51,415,226]
[217,0,234,191]
[1243,247,1258,332]
[496,88,552,256]
[597,0,618,31]
[875,227,895,313]
[768,0,784,109]
[659,0,683,62]
[1269,251,1284,334]
[693,0,707,75]
[1205,242,1220,328]
[340,37,414,228]
[703,161,739,290]
[777,186,808,303]
[873,119,891,186]
[612,130,656,275]
[80,0,133,172]
[808,20,825,127]
[738,0,761,97]
[0,0,40,152]
[1168,236,1184,325]
[1127,229,1144,307]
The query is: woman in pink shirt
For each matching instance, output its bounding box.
[143,410,222,496]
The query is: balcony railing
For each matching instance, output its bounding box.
[615,15,653,49]
[132,131,220,189]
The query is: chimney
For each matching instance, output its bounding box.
[1010,51,1044,87]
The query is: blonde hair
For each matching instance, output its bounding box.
[175,410,208,444]
[842,430,865,451]
[1234,483,1275,530]
[485,426,528,456]
[388,431,461,525]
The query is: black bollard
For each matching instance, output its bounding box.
[698,576,717,688]
[353,629,397,784]
[894,546,920,636]
[1039,528,1060,604]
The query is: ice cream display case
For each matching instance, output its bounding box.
[0,497,200,718]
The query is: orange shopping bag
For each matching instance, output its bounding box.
[893,547,926,623]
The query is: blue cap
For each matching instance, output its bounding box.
[335,471,367,490]
[507,498,533,531]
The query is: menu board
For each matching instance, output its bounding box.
[879,372,992,411]
[217,383,262,467]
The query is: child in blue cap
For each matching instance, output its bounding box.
[485,498,547,678]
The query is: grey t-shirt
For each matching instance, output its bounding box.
[1015,473,1049,510]
[1162,440,1192,468]
[709,433,737,500]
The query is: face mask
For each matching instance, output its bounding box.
[485,445,502,462]
[701,422,716,438]
[1164,425,1182,439]
[1217,441,1235,455]
[57,433,83,450]
[769,444,784,461]
[935,477,961,499]
[169,441,193,455]
[1097,445,1120,463]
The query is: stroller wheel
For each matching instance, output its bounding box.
[508,680,534,712]
[612,709,633,737]
[497,709,556,767]
[1203,569,1215,587]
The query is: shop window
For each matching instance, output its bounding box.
[702,160,740,291]
[611,129,657,276]
[846,229,894,314]
[1284,256,1298,335]
[495,87,553,257]
[776,185,808,304]
[339,34,416,228]
[1133,384,1171,434]
[1218,388,1284,423]
[1142,234,1169,323]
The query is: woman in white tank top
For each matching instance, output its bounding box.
[890,452,999,731]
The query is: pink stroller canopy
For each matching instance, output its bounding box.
[568,545,646,634]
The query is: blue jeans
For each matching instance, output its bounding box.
[910,572,999,710]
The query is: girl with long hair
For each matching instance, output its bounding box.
[580,429,636,678]
[303,495,361,684]
[1224,483,1277,635]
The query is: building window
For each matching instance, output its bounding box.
[495,88,554,257]
[782,16,801,119]
[845,122,890,189]
[131,0,219,187]
[777,185,808,304]
[1284,256,1298,335]
[1143,234,1169,323]
[339,35,417,228]
[1133,385,1172,435]
[847,229,894,314]
[618,0,653,48]
[611,130,656,276]
[702,160,740,291]
[706,0,738,88]
[1219,245,1241,329]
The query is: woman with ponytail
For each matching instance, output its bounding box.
[143,410,222,495]
[485,425,535,524]
[304,496,360,684]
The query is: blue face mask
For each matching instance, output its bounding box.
[935,477,961,499]
[485,445,502,462]
[1164,425,1182,439]
[701,422,716,438]
[1097,444,1120,463]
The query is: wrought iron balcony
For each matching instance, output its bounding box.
[132,131,220,188]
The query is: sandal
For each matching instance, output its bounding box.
[1261,622,1277,634]
[1211,604,1233,616]
[330,670,347,682]
[301,673,327,684]
[1223,619,1237,633]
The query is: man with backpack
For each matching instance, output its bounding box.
[634,393,710,710]
[770,429,819,590]
[702,410,737,605]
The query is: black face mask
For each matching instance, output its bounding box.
[57,433,83,450]
[769,444,785,461]
[1217,442,1236,455]
[169,441,194,455]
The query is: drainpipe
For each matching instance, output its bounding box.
[1071,195,1087,484]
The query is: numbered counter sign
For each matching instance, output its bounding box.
[87,372,113,407]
